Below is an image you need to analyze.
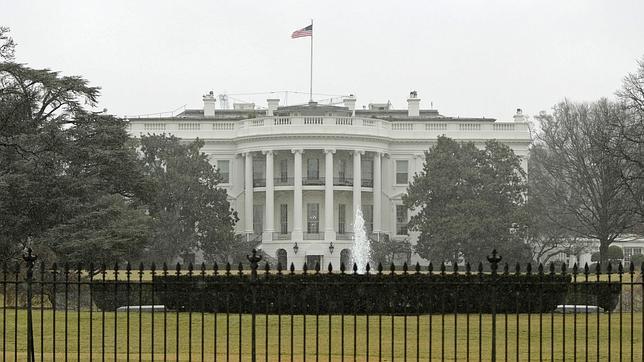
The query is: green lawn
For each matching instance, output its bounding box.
[1,309,642,361]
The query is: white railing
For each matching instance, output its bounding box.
[274,117,291,125]
[131,116,529,139]
[391,122,414,131]
[335,117,353,125]
[493,123,516,131]
[304,117,323,125]
[425,123,448,131]
[178,122,200,131]
[144,122,166,131]
[459,123,481,131]
[212,122,235,130]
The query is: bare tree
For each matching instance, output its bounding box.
[0,27,15,61]
[532,100,640,265]
[615,56,644,218]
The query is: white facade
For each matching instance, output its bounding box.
[128,93,531,269]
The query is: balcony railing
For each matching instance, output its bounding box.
[333,177,353,186]
[272,232,292,240]
[304,232,325,240]
[336,232,354,240]
[274,177,293,186]
[361,179,374,187]
[253,178,266,187]
[303,177,324,186]
[130,116,530,141]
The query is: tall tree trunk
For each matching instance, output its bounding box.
[599,238,609,270]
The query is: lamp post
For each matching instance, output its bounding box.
[329,241,335,254]
[293,242,299,254]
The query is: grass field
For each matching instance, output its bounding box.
[1,309,642,361]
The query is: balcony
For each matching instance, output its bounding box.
[272,232,292,240]
[303,177,324,186]
[333,177,353,186]
[336,232,354,240]
[274,177,293,186]
[130,116,530,143]
[304,232,325,240]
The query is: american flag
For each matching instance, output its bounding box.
[291,24,312,39]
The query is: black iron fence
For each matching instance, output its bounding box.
[1,248,643,361]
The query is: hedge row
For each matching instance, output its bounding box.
[89,274,621,313]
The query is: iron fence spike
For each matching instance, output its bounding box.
[440,262,446,274]
[584,263,589,274]
[428,262,433,273]
[237,262,243,275]
[276,262,282,272]
[289,263,295,274]
[353,263,358,274]
[618,262,623,274]
[340,262,346,273]
[606,262,612,274]
[303,262,308,274]
[315,262,320,273]
[503,263,509,274]
[365,263,371,274]
[453,263,458,274]
[561,263,567,274]
[264,262,270,274]
[526,263,532,274]
[538,263,544,274]
[390,263,395,274]
[595,262,601,274]
[465,262,471,274]
[549,262,555,274]
[402,262,408,274]
[514,262,520,274]
[415,262,421,273]
[629,262,634,273]
[328,262,333,273]
[377,262,383,274]
[477,262,483,274]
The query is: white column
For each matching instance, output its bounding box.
[244,152,253,235]
[352,150,363,220]
[373,151,382,233]
[324,149,335,242]
[292,149,303,241]
[263,150,274,242]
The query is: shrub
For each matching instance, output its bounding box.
[152,272,572,314]
[566,282,622,311]
[90,281,156,311]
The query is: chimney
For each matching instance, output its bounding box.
[343,94,357,116]
[266,98,280,116]
[513,108,527,122]
[203,91,216,117]
[407,91,420,117]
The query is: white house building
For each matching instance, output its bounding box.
[128,92,531,269]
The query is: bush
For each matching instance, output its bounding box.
[90,281,156,311]
[566,282,622,311]
[152,272,572,314]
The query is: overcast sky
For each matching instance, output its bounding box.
[4,0,644,121]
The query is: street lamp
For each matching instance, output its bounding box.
[293,242,299,254]
[329,242,335,254]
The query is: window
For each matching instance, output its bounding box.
[396,205,408,235]
[253,205,263,235]
[253,157,265,186]
[338,204,346,234]
[362,204,373,233]
[217,160,230,183]
[307,158,319,179]
[307,203,319,233]
[280,204,288,234]
[362,158,373,181]
[396,160,409,184]
[338,159,347,181]
[280,159,288,182]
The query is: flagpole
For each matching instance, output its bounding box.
[309,19,313,103]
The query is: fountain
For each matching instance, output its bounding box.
[351,208,371,274]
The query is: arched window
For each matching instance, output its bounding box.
[340,249,352,270]
[276,249,288,270]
